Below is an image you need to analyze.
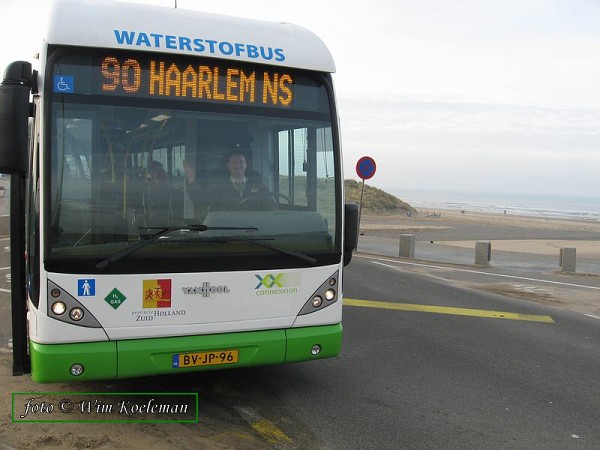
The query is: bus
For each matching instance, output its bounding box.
[0,0,358,383]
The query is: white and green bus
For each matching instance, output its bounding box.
[0,0,358,383]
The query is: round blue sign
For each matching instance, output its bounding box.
[356,156,376,180]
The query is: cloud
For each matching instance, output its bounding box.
[2,0,599,198]
[340,94,600,195]
[340,94,600,142]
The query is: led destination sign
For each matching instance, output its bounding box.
[100,56,293,107]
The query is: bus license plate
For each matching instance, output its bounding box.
[173,350,239,368]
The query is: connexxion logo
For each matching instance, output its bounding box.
[255,273,283,289]
[254,273,299,296]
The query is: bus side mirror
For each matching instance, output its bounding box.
[0,61,33,175]
[343,202,359,266]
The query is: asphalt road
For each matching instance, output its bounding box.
[3,250,600,449]
[326,255,600,449]
[195,254,600,449]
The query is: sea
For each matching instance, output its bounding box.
[388,188,600,222]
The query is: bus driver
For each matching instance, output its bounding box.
[209,152,274,211]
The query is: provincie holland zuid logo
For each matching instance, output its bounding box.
[255,273,299,296]
[134,279,184,322]
[143,279,172,308]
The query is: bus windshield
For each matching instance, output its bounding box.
[47,49,339,273]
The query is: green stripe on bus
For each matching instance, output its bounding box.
[29,324,342,383]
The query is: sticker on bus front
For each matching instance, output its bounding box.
[54,75,74,93]
[105,288,127,310]
[78,278,95,297]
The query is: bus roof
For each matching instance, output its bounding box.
[45,0,336,73]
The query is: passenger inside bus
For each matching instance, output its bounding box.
[179,158,208,222]
[142,160,174,227]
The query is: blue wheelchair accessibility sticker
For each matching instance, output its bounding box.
[54,75,74,93]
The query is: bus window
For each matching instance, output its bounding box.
[278,126,336,232]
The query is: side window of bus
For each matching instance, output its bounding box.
[278,126,335,215]
[50,118,94,245]
[279,128,309,208]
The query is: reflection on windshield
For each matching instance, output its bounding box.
[95,222,317,271]
[50,104,338,261]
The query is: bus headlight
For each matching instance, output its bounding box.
[298,271,340,316]
[47,280,102,328]
[69,307,84,321]
[311,345,321,355]
[51,301,67,315]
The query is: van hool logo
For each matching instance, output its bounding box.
[182,282,230,297]
[254,273,299,296]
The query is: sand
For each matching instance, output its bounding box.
[359,209,600,256]
[434,239,600,257]
[358,208,600,316]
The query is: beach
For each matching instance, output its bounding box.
[358,207,600,277]
[357,208,600,315]
[359,209,600,260]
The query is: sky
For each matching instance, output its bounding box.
[1,0,599,199]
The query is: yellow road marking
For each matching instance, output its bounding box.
[344,298,555,323]
[216,380,294,448]
[252,419,293,447]
[234,406,293,449]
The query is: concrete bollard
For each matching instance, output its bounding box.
[475,241,491,267]
[560,247,576,273]
[399,234,415,258]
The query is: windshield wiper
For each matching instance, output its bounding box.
[210,236,317,266]
[96,224,257,271]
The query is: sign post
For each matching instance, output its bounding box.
[355,156,376,235]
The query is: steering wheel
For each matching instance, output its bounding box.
[238,192,291,208]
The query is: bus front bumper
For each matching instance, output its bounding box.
[29,324,342,383]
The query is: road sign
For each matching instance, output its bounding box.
[356,156,376,180]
